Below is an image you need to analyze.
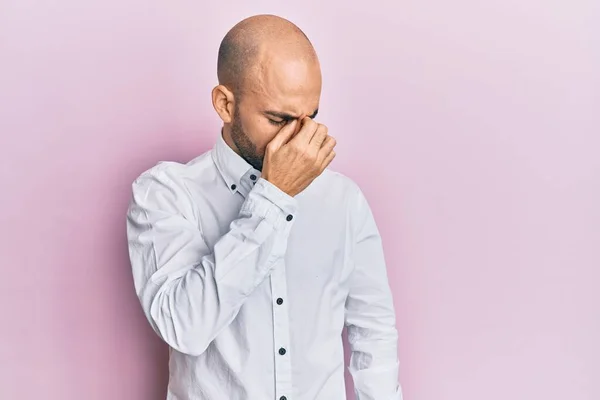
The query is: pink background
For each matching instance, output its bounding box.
[1,1,598,399]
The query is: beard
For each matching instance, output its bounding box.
[230,104,264,171]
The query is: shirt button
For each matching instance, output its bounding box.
[276,298,283,305]
[280,397,287,400]
[286,214,293,221]
[278,347,286,355]
[250,174,257,180]
[230,184,237,190]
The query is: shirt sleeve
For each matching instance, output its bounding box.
[345,185,403,400]
[126,168,297,356]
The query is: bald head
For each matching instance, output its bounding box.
[212,15,322,172]
[217,14,318,95]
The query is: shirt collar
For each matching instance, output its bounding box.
[212,129,256,192]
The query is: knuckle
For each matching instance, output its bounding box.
[301,150,313,162]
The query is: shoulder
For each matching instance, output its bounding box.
[316,168,376,229]
[131,151,213,193]
[129,151,214,216]
[313,167,364,202]
[302,168,371,228]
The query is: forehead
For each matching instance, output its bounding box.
[245,52,322,115]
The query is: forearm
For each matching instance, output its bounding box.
[141,213,289,355]
[128,176,296,356]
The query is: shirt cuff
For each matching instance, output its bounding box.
[240,177,299,232]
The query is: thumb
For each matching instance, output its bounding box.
[267,119,299,152]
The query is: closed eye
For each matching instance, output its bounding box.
[268,119,287,126]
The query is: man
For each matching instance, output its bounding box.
[126,14,402,400]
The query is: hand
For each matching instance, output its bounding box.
[261,116,336,197]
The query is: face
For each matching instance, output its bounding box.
[227,52,322,171]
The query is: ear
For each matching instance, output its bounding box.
[211,85,235,124]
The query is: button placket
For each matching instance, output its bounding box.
[270,259,293,400]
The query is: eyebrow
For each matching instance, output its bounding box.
[264,109,319,121]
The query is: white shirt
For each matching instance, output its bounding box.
[126,132,403,400]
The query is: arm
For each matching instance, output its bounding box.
[345,186,403,400]
[126,168,296,356]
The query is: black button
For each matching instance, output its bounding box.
[276,298,283,305]
[286,214,293,221]
[230,184,237,190]
[280,397,287,400]
[250,174,257,180]
[278,347,286,355]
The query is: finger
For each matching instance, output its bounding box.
[320,149,336,170]
[290,116,319,146]
[316,135,336,164]
[266,119,299,152]
[309,124,328,149]
[290,114,305,140]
